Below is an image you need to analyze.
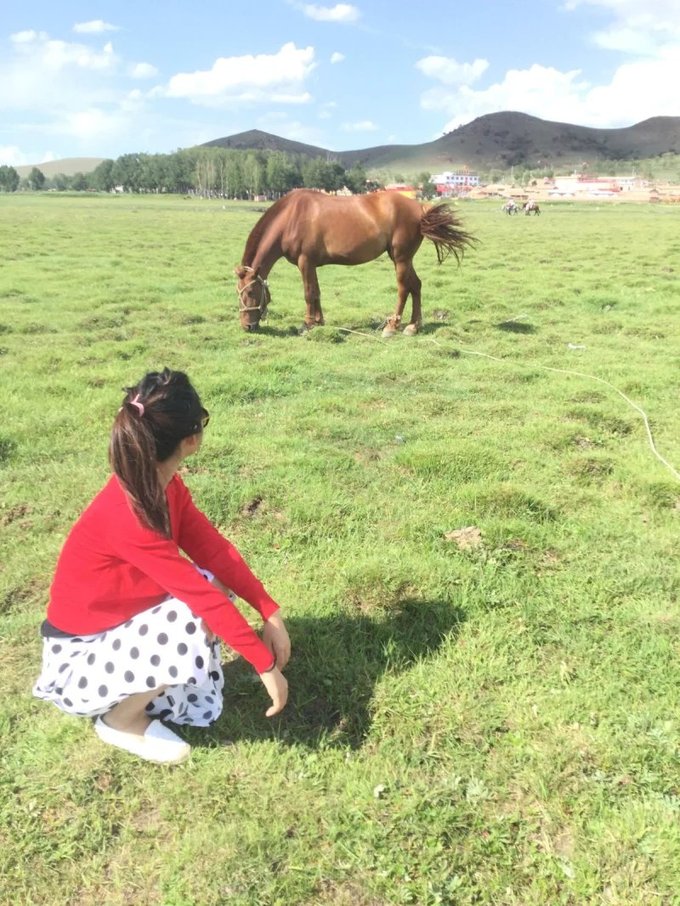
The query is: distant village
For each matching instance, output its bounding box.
[385,169,680,204]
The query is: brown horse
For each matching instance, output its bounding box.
[235,189,475,337]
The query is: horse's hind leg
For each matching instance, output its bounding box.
[383,258,422,338]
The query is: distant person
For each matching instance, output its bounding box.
[33,368,290,764]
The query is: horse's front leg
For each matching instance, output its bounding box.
[383,260,422,338]
[298,258,324,329]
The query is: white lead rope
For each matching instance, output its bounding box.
[337,327,680,483]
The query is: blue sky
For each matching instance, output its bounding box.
[1,0,678,166]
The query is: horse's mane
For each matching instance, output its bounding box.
[242,191,305,265]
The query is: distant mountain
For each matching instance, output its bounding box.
[14,157,106,178]
[16,112,680,181]
[202,112,680,172]
[202,129,331,159]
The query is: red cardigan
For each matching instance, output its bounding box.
[47,474,278,673]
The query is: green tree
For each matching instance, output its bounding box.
[225,153,245,198]
[71,172,88,191]
[138,154,168,192]
[165,152,194,194]
[90,159,115,192]
[415,171,437,199]
[0,165,20,192]
[302,158,346,192]
[242,152,266,198]
[345,164,367,194]
[266,151,301,197]
[27,167,46,191]
[111,154,143,192]
[51,173,70,191]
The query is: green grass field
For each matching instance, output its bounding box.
[1,193,679,905]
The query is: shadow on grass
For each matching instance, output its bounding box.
[418,321,457,337]
[239,324,300,339]
[195,597,464,751]
[495,319,536,334]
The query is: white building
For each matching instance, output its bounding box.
[549,174,646,197]
[431,170,480,195]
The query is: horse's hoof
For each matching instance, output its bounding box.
[403,324,420,337]
[381,325,397,338]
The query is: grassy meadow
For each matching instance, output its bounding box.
[1,192,679,905]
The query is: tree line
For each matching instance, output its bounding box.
[6,145,675,197]
[0,147,403,197]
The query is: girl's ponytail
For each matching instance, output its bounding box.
[109,369,206,536]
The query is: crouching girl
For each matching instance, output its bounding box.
[34,368,290,764]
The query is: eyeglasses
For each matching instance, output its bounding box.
[200,408,210,429]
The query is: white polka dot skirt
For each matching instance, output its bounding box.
[33,598,225,727]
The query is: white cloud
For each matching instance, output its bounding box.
[256,113,327,146]
[66,108,122,141]
[73,20,119,34]
[341,119,378,131]
[0,32,123,118]
[9,30,118,73]
[11,30,47,44]
[0,145,30,166]
[318,100,337,119]
[592,26,659,54]
[581,50,680,123]
[422,54,680,132]
[418,0,680,132]
[130,62,159,79]
[330,52,345,64]
[121,89,145,112]
[0,143,56,166]
[164,43,316,107]
[0,28,151,158]
[413,1,680,132]
[302,4,360,23]
[422,64,590,131]
[565,0,680,49]
[416,55,489,86]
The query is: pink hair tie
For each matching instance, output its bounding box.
[129,394,145,417]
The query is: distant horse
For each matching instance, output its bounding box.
[524,200,540,215]
[235,189,476,337]
[502,200,519,215]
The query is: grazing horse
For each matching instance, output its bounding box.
[502,200,519,215]
[524,200,540,215]
[235,189,475,337]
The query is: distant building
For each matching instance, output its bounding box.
[385,183,418,199]
[431,170,480,196]
[549,174,647,197]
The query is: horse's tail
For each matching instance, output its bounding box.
[420,202,477,265]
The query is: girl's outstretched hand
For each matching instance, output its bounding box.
[262,612,291,670]
[259,665,288,717]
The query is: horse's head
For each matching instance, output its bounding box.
[235,265,270,331]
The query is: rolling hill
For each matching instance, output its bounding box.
[15,112,680,180]
[203,112,680,173]
[14,157,106,178]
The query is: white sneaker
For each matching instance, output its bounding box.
[94,716,191,764]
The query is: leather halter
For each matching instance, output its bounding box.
[237,271,270,319]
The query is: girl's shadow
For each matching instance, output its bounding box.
[192,598,465,751]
